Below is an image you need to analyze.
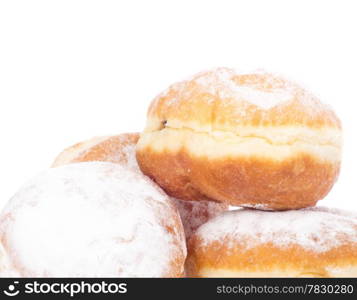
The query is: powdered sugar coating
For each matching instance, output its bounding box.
[0,162,186,277]
[52,133,140,168]
[121,140,228,239]
[121,142,140,171]
[0,242,17,276]
[192,67,293,109]
[52,133,229,243]
[172,198,227,240]
[196,207,357,252]
[160,67,319,110]
[148,67,340,130]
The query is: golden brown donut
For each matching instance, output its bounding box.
[136,67,342,210]
[0,162,186,277]
[52,133,140,167]
[186,207,357,278]
[52,133,228,240]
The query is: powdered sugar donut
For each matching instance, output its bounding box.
[52,133,228,240]
[186,207,357,277]
[136,68,342,210]
[52,133,139,168]
[0,162,186,277]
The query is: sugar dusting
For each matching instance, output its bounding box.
[121,143,140,171]
[157,67,294,110]
[154,67,335,119]
[86,134,139,165]
[196,207,357,252]
[172,198,227,240]
[193,67,293,109]
[122,143,228,240]
[0,242,19,276]
[54,133,229,249]
[0,162,186,277]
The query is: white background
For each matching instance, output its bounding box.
[0,0,356,210]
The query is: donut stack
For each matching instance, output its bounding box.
[135,68,357,277]
[1,67,356,278]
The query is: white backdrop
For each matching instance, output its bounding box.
[0,0,356,210]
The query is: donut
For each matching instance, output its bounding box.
[186,207,357,277]
[136,67,342,210]
[0,162,186,277]
[52,133,139,167]
[52,133,228,240]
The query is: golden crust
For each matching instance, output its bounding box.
[52,133,139,167]
[186,241,357,278]
[186,208,357,278]
[136,147,340,210]
[138,68,342,209]
[147,68,341,131]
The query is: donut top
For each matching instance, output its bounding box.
[98,134,139,165]
[186,68,293,109]
[147,67,341,130]
[52,133,140,167]
[195,207,357,253]
[0,162,186,277]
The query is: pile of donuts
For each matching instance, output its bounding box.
[1,67,356,278]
